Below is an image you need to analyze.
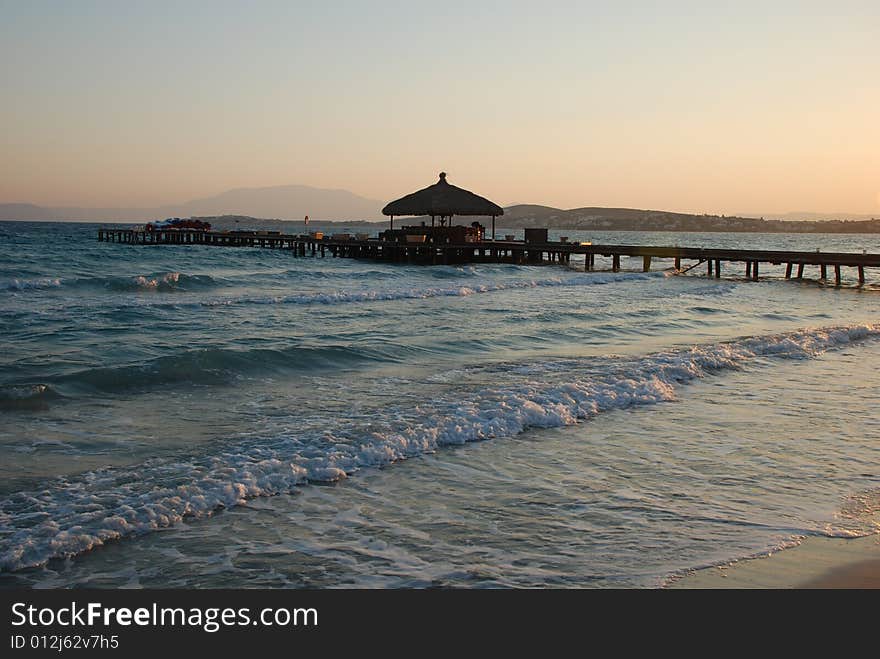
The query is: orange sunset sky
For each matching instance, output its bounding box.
[1,1,878,215]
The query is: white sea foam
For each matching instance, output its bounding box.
[132,272,180,289]
[4,277,62,291]
[1,323,878,571]
[828,488,880,536]
[4,271,203,293]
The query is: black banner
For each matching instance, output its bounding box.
[0,588,678,652]
[1,588,868,652]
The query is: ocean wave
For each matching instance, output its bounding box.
[3,272,222,293]
[109,272,179,291]
[1,323,877,571]
[0,384,60,411]
[88,271,223,292]
[274,267,407,281]
[269,263,501,282]
[4,278,62,291]
[5,270,663,308]
[44,343,410,394]
[199,271,668,307]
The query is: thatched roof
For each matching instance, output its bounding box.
[382,173,504,217]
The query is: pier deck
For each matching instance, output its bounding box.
[97,228,880,286]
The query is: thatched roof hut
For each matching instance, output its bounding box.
[382,172,504,238]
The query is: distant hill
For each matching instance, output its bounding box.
[498,204,744,229]
[164,185,383,221]
[3,190,878,233]
[398,205,880,233]
[736,211,879,222]
[193,215,386,232]
[494,205,880,233]
[0,204,52,221]
[0,184,384,222]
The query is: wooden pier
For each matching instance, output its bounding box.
[97,228,880,286]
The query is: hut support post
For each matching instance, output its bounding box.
[491,215,495,241]
[858,266,865,285]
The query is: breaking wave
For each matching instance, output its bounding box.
[4,278,62,291]
[104,272,209,291]
[4,272,221,293]
[1,323,877,571]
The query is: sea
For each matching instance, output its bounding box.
[1,220,878,588]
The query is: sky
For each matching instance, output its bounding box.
[1,0,878,215]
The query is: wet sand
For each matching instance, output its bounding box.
[669,535,880,589]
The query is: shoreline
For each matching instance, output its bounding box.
[668,534,880,589]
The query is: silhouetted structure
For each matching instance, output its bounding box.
[99,227,880,286]
[382,172,504,239]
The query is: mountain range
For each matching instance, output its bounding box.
[0,185,384,222]
[1,185,877,233]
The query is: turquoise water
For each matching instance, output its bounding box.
[1,220,878,587]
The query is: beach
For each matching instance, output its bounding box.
[1,221,879,588]
[671,535,880,588]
